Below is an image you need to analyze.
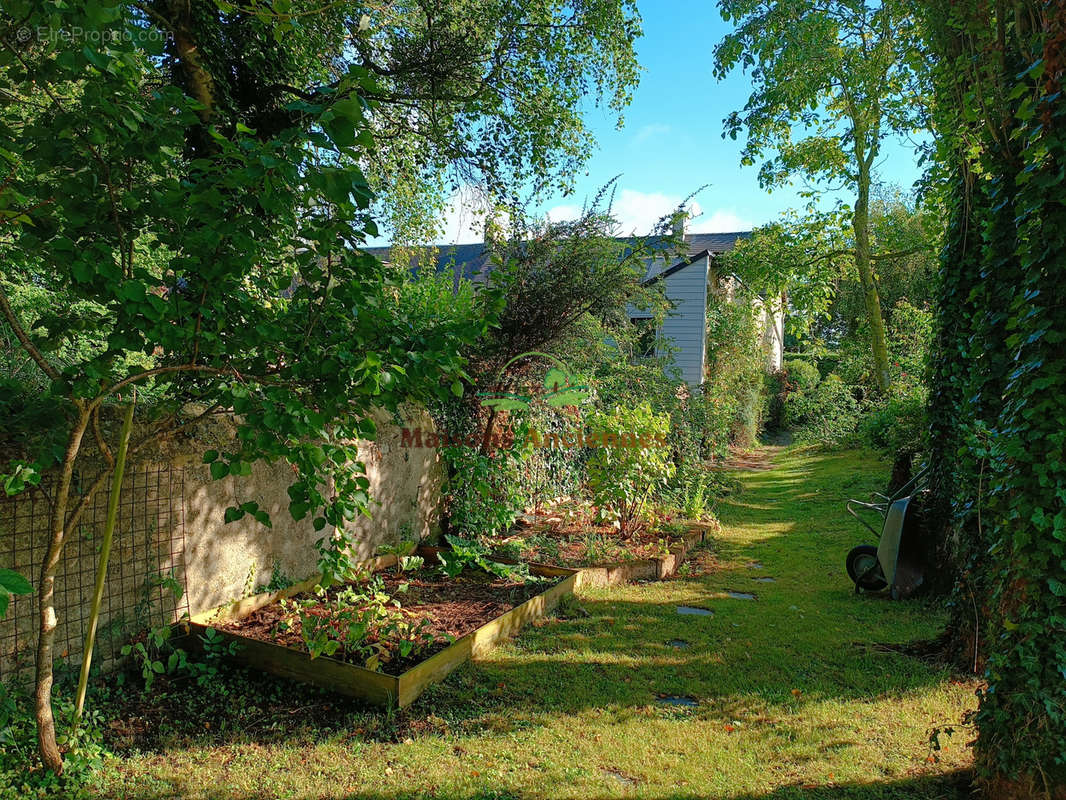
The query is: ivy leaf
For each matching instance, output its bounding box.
[0,568,33,597]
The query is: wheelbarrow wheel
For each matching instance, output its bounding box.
[846,544,887,591]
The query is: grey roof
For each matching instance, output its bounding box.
[362,231,751,282]
[684,231,750,257]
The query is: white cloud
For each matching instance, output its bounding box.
[436,186,515,244]
[633,123,671,144]
[545,203,582,223]
[688,207,755,233]
[437,186,755,244]
[610,188,683,234]
[586,189,754,235]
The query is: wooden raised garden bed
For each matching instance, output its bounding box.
[567,521,713,587]
[186,553,578,708]
[476,520,715,588]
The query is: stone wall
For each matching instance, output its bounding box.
[0,406,444,679]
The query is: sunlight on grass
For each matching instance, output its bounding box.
[96,447,977,800]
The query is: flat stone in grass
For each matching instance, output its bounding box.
[656,695,699,707]
[676,605,714,616]
[665,639,690,649]
[601,768,639,787]
[752,577,776,583]
[747,561,764,569]
[727,591,757,600]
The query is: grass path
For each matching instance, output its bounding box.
[98,447,978,800]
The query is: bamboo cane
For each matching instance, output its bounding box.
[73,391,135,723]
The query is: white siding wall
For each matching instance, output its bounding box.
[658,256,710,386]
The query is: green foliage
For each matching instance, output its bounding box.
[704,292,770,447]
[0,568,32,619]
[715,1,928,391]
[785,374,861,447]
[0,2,494,769]
[0,0,488,537]
[0,682,107,799]
[442,429,532,539]
[783,359,820,393]
[921,1,1066,787]
[586,403,674,534]
[437,535,531,582]
[659,462,715,521]
[352,1,642,244]
[858,382,928,459]
[281,577,438,670]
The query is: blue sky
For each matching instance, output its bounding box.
[431,0,925,244]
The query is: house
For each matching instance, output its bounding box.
[365,222,784,389]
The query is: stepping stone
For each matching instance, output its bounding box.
[676,606,714,616]
[601,768,638,787]
[747,561,764,569]
[752,577,776,583]
[656,695,698,707]
[726,591,757,600]
[665,639,690,649]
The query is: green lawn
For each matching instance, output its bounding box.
[95,447,977,799]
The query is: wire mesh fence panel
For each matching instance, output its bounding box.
[0,464,188,684]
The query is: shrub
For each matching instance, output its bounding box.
[785,373,861,446]
[659,461,716,520]
[783,358,821,392]
[442,430,532,538]
[858,382,929,460]
[586,403,675,534]
[705,292,771,446]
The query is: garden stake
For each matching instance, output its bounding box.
[74,391,136,724]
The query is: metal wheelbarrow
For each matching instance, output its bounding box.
[845,465,930,599]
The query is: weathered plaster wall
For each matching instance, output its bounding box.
[179,406,444,616]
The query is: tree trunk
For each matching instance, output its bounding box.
[36,405,90,774]
[852,158,891,394]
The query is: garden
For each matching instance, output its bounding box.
[1,1,1064,799]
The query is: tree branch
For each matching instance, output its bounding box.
[0,282,60,382]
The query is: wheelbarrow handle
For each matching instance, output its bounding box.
[846,499,886,538]
[888,463,932,503]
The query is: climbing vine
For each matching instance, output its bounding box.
[923,1,1066,794]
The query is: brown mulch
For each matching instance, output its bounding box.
[668,544,721,578]
[219,569,554,675]
[500,515,689,567]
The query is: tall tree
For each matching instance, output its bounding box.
[713,0,926,392]
[344,0,642,244]
[0,2,484,772]
[922,0,1066,795]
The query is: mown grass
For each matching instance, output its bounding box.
[93,446,978,800]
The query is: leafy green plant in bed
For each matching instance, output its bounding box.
[282,577,438,670]
[437,535,532,582]
[586,403,675,535]
[120,623,242,693]
[377,540,424,575]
